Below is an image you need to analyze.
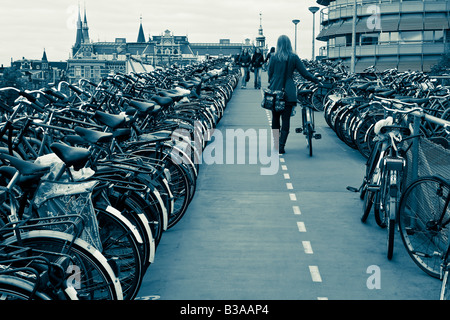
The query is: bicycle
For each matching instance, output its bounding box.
[359,97,423,259]
[295,89,322,157]
[0,153,123,299]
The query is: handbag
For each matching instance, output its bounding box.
[261,57,290,112]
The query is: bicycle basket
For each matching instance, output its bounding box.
[32,180,102,251]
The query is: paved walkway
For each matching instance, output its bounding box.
[137,71,439,300]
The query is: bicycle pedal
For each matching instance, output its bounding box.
[367,184,380,192]
[295,128,302,133]
[314,134,322,139]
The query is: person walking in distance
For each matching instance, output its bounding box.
[268,35,321,154]
[238,48,251,89]
[251,47,264,89]
[263,47,275,71]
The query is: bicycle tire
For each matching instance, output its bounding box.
[361,188,374,223]
[307,123,313,157]
[3,230,123,300]
[440,269,450,300]
[398,175,450,278]
[96,207,143,300]
[0,275,52,300]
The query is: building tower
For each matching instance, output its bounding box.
[137,15,146,43]
[255,13,266,49]
[72,5,84,56]
[82,6,90,44]
[41,48,48,70]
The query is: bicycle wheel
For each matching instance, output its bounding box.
[0,275,52,300]
[398,176,450,278]
[386,170,400,260]
[362,188,375,223]
[441,268,450,300]
[96,207,143,300]
[3,230,123,300]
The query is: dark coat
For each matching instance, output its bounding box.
[238,53,251,67]
[251,52,264,69]
[268,53,320,103]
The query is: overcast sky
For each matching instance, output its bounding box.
[0,0,325,67]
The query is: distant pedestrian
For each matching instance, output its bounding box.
[251,48,264,89]
[268,35,321,154]
[263,47,275,71]
[238,48,251,89]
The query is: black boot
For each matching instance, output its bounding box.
[279,130,289,154]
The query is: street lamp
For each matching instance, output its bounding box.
[292,19,300,53]
[308,6,319,60]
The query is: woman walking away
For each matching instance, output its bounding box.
[238,48,251,89]
[251,48,265,89]
[268,35,321,154]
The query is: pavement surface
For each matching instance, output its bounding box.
[136,71,439,301]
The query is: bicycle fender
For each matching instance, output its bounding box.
[105,205,144,245]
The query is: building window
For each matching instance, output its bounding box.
[335,36,346,47]
[435,30,444,42]
[94,66,100,79]
[75,66,81,78]
[84,66,90,78]
[361,33,378,46]
[400,31,422,44]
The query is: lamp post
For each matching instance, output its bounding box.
[308,6,319,60]
[292,19,300,53]
[350,0,357,73]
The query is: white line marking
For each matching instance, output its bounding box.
[289,193,297,201]
[280,158,285,163]
[283,173,290,180]
[293,206,301,215]
[297,221,306,232]
[302,241,313,254]
[317,297,329,300]
[286,183,293,190]
[309,266,322,282]
[281,165,288,171]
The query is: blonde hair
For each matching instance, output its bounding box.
[274,35,293,61]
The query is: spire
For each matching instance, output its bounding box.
[258,12,264,36]
[82,4,90,43]
[256,12,266,48]
[73,4,84,55]
[137,15,146,43]
[41,48,48,62]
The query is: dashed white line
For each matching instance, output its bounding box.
[289,193,297,201]
[292,206,301,215]
[297,221,306,232]
[302,241,313,254]
[283,173,290,180]
[309,266,322,282]
[281,165,288,171]
[286,182,293,190]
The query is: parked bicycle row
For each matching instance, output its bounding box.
[0,58,240,300]
[296,61,450,299]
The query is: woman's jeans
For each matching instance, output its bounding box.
[253,67,261,88]
[241,67,250,87]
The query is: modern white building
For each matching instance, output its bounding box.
[316,0,450,72]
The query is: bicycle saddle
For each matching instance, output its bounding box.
[379,125,411,136]
[0,153,50,177]
[157,89,186,102]
[74,126,113,144]
[151,95,173,108]
[50,142,91,171]
[94,111,126,129]
[129,99,157,114]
